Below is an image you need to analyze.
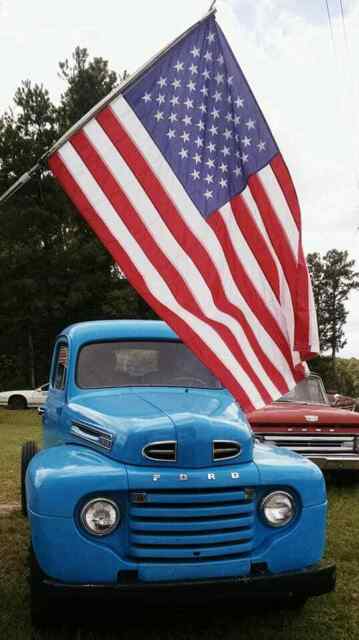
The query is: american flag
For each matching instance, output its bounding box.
[48,13,319,412]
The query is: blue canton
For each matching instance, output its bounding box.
[124,14,278,218]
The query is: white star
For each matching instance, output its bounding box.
[246,118,255,130]
[206,32,215,43]
[204,51,213,62]
[168,112,178,123]
[214,72,224,85]
[184,98,194,109]
[202,68,211,80]
[157,77,167,88]
[206,158,215,169]
[179,147,188,160]
[225,112,233,122]
[227,75,234,85]
[166,129,176,140]
[219,177,228,188]
[172,78,181,90]
[217,54,224,65]
[211,108,220,120]
[198,103,207,114]
[180,131,190,143]
[191,169,200,180]
[200,86,209,97]
[190,46,200,58]
[204,173,214,184]
[187,80,196,93]
[156,94,166,105]
[235,150,241,158]
[223,128,233,140]
[169,96,179,107]
[192,153,202,164]
[154,111,164,122]
[189,63,198,75]
[221,145,230,157]
[197,120,205,131]
[219,162,228,173]
[233,166,242,177]
[209,124,218,136]
[213,90,222,102]
[207,142,216,153]
[235,96,245,108]
[204,189,213,199]
[233,115,241,125]
[242,136,251,147]
[174,60,184,72]
[257,140,266,151]
[182,115,192,126]
[227,94,232,103]
[241,152,249,163]
[142,92,152,103]
[194,136,204,148]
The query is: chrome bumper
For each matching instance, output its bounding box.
[306,455,359,470]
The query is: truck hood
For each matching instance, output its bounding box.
[248,401,359,427]
[68,388,253,468]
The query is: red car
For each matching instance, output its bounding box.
[248,374,359,470]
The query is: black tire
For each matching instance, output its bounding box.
[8,394,27,410]
[29,545,57,628]
[21,441,38,517]
[284,596,308,610]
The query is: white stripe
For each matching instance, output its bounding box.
[58,142,266,409]
[84,119,281,399]
[258,165,299,260]
[110,96,295,387]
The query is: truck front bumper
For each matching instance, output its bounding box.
[42,560,335,604]
[307,455,359,471]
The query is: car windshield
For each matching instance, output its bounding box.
[277,377,328,405]
[77,341,222,390]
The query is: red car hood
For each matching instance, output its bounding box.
[248,401,359,426]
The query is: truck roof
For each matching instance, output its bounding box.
[59,319,178,344]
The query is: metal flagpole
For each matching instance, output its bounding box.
[0,5,217,207]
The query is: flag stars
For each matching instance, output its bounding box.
[154,111,164,122]
[214,72,224,85]
[233,115,241,125]
[189,63,198,75]
[242,136,251,147]
[156,94,166,105]
[211,108,220,120]
[184,98,194,110]
[157,77,167,88]
[174,60,184,72]
[209,124,218,136]
[227,76,233,85]
[202,68,211,80]
[187,80,196,92]
[194,136,204,148]
[206,32,215,43]
[221,145,230,157]
[171,78,181,90]
[142,92,152,103]
[204,174,214,184]
[241,152,249,163]
[219,162,228,173]
[207,142,216,153]
[179,147,188,160]
[191,169,200,180]
[190,45,200,57]
[217,54,225,65]
[204,189,213,199]
[198,103,207,114]
[180,131,190,143]
[196,120,205,131]
[166,129,176,140]
[213,90,222,102]
[219,177,228,188]
[182,114,192,126]
[223,128,233,140]
[225,112,233,122]
[235,96,244,108]
[169,96,180,107]
[206,158,215,169]
[257,140,266,151]
[200,86,209,97]
[193,152,202,164]
[204,51,213,62]
[246,118,255,130]
[233,166,242,177]
[168,112,178,123]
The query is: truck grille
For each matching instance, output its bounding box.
[128,487,256,563]
[262,435,355,453]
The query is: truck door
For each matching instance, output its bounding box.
[43,341,69,448]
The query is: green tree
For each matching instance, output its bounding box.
[307,250,359,379]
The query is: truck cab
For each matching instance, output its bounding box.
[22,320,335,625]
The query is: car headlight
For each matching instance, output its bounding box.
[80,498,120,536]
[260,491,296,527]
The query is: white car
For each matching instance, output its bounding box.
[0,383,49,410]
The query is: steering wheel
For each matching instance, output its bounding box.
[170,376,208,387]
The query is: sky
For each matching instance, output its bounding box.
[1,0,358,358]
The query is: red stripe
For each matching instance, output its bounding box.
[48,152,259,411]
[69,129,274,405]
[208,209,292,392]
[270,155,301,229]
[230,193,280,301]
[96,106,295,385]
[295,246,310,355]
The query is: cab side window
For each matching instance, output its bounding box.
[53,343,69,390]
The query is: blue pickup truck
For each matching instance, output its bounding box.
[22,320,335,625]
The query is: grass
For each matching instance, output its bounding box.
[0,410,359,638]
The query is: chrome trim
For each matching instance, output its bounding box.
[263,435,355,442]
[260,491,296,528]
[307,456,359,470]
[80,498,120,536]
[213,440,241,461]
[142,440,177,462]
[71,421,113,450]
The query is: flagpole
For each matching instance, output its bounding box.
[0,6,217,207]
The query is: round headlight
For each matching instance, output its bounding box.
[261,491,296,527]
[80,498,120,536]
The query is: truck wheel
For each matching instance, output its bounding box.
[29,546,56,628]
[284,596,308,610]
[8,395,27,410]
[21,441,38,517]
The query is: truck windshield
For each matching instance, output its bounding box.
[277,377,328,405]
[77,341,222,390]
